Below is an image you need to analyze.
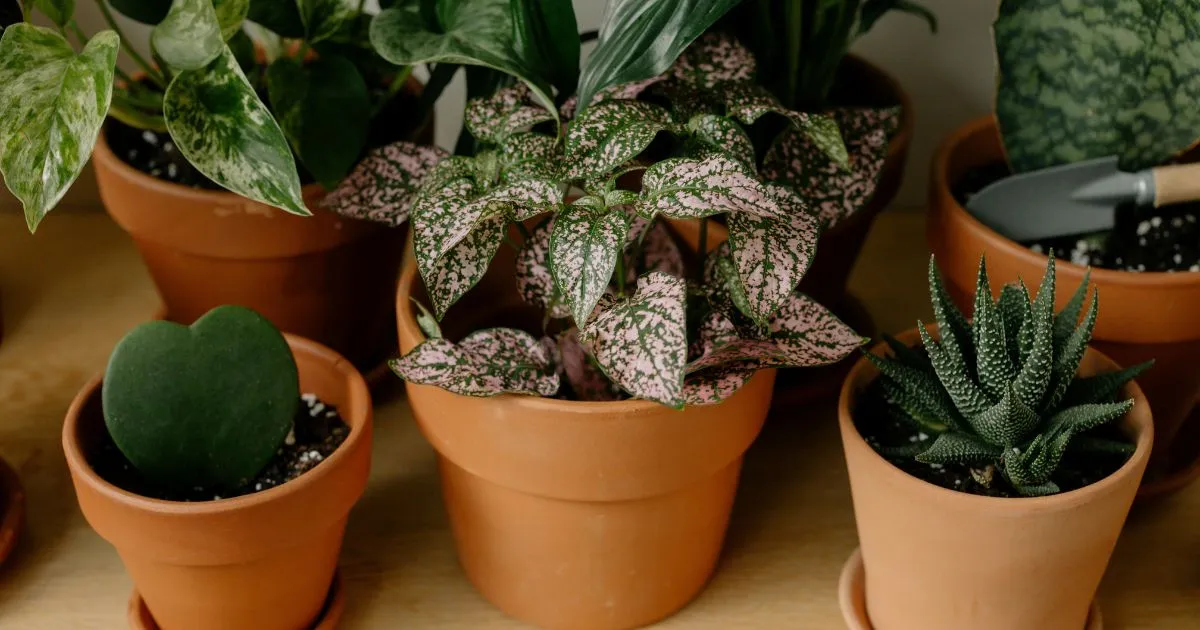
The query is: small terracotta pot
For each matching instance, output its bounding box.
[92,81,431,375]
[63,335,373,630]
[928,116,1200,497]
[839,328,1152,630]
[395,235,776,630]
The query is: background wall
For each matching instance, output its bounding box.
[1,0,997,214]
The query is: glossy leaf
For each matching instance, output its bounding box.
[215,0,250,39]
[0,26,118,231]
[323,141,449,226]
[464,83,556,145]
[550,202,632,325]
[461,176,562,222]
[564,99,674,179]
[637,154,785,220]
[153,0,225,71]
[246,0,304,37]
[726,187,820,324]
[422,214,507,318]
[511,0,580,98]
[413,177,487,276]
[515,217,571,318]
[391,327,559,397]
[164,46,307,215]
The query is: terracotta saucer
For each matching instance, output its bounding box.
[770,293,876,412]
[0,454,25,567]
[1137,402,1200,500]
[838,548,1102,630]
[128,571,345,630]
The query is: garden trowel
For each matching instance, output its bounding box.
[965,157,1200,242]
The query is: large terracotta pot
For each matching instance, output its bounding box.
[839,328,1152,630]
[395,233,776,630]
[63,334,373,630]
[92,85,432,376]
[928,116,1200,497]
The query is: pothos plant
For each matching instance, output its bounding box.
[325,28,894,408]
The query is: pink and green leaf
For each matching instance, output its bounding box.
[550,202,633,324]
[564,100,676,179]
[464,84,556,145]
[322,141,449,226]
[636,154,785,220]
[683,362,758,406]
[413,177,486,271]
[391,327,559,397]
[687,114,756,170]
[721,82,848,167]
[421,214,507,318]
[502,132,561,179]
[669,32,755,89]
[515,217,571,319]
[726,185,821,323]
[558,328,623,401]
[767,293,866,367]
[462,176,563,222]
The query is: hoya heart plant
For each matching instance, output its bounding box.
[327,9,875,408]
[101,305,299,494]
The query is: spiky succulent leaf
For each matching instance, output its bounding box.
[153,0,224,71]
[1046,400,1135,436]
[549,203,633,325]
[565,100,674,179]
[1012,261,1056,410]
[919,323,991,418]
[996,282,1028,366]
[637,154,785,220]
[970,386,1040,447]
[927,256,976,375]
[323,141,449,226]
[687,114,755,170]
[465,84,556,145]
[1043,290,1099,410]
[726,192,820,324]
[972,260,1016,399]
[1054,269,1092,342]
[867,352,963,431]
[391,327,559,397]
[1070,436,1137,457]
[1061,361,1152,408]
[580,272,688,408]
[720,81,848,167]
[916,433,1003,466]
[515,217,571,319]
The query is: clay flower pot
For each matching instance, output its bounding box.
[928,116,1200,497]
[838,328,1152,630]
[395,238,776,630]
[92,80,432,379]
[63,335,373,630]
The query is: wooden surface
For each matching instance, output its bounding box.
[0,210,1197,629]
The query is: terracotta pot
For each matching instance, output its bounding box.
[928,116,1200,497]
[395,233,776,630]
[839,328,1152,630]
[92,81,432,376]
[63,335,373,630]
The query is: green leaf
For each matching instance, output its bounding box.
[298,0,354,43]
[996,282,1028,367]
[164,46,307,215]
[994,0,1200,172]
[214,0,249,39]
[267,54,370,190]
[102,305,298,491]
[370,0,557,115]
[1046,400,1134,436]
[972,259,1015,399]
[0,26,118,232]
[575,0,740,116]
[549,203,632,325]
[915,433,1002,466]
[110,0,172,24]
[927,256,978,385]
[1054,269,1091,343]
[919,323,991,419]
[564,100,674,179]
[1043,289,1099,410]
[726,192,820,324]
[511,0,580,99]
[970,386,1040,447]
[1060,361,1152,407]
[153,0,224,71]
[33,0,72,26]
[246,0,304,37]
[1013,258,1055,410]
[422,214,507,318]
[687,114,755,170]
[867,352,963,431]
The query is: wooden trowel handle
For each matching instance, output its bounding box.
[1154,163,1200,207]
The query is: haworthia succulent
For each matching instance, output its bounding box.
[0,26,118,232]
[323,141,450,226]
[972,260,1015,399]
[637,154,785,220]
[915,433,1002,466]
[549,202,633,325]
[153,0,225,71]
[564,100,675,179]
[391,327,559,397]
[464,84,556,146]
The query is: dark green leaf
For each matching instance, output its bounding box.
[916,433,1002,466]
[1046,400,1134,436]
[1060,361,1152,407]
[214,0,249,39]
[246,0,304,37]
[970,386,1039,447]
[1054,269,1091,343]
[996,282,1028,366]
[511,0,580,99]
[153,0,224,71]
[110,0,172,24]
[972,259,1015,399]
[919,323,991,419]
[1043,289,1099,410]
[927,256,978,384]
[549,203,632,325]
[298,0,354,43]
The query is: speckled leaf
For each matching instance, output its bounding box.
[687,114,755,170]
[0,26,117,231]
[704,243,758,325]
[463,176,562,222]
[515,217,571,318]
[763,107,898,228]
[766,292,865,367]
[323,141,449,226]
[684,362,757,405]
[637,154,784,219]
[153,0,224,71]
[422,214,507,318]
[721,82,848,167]
[580,271,688,407]
[994,0,1200,172]
[298,0,355,43]
[413,177,486,277]
[670,32,755,88]
[550,203,633,325]
[558,75,667,120]
[726,186,821,323]
[164,47,306,215]
[689,309,741,361]
[502,132,560,179]
[391,327,559,396]
[558,328,623,401]
[465,84,556,145]
[565,100,675,179]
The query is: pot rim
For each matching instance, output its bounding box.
[838,326,1154,510]
[61,333,372,516]
[933,115,1200,288]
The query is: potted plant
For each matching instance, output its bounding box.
[838,255,1152,630]
[62,305,372,630]
[0,0,434,379]
[927,0,1200,497]
[317,1,866,627]
[710,0,936,407]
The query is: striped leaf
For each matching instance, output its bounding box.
[726,185,821,323]
[564,100,675,178]
[391,327,559,397]
[720,81,848,167]
[550,202,633,325]
[465,84,556,145]
[323,141,450,226]
[637,154,785,220]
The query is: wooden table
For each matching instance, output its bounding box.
[0,210,1197,629]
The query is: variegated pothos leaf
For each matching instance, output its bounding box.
[323,141,450,226]
[391,327,559,397]
[465,83,557,145]
[550,202,633,325]
[565,100,675,179]
[637,154,785,219]
[153,0,225,71]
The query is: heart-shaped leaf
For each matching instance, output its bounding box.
[464,83,556,145]
[565,99,675,179]
[101,305,299,491]
[0,25,118,232]
[726,186,821,323]
[580,271,688,408]
[323,140,450,226]
[215,0,249,40]
[687,113,755,171]
[636,154,785,219]
[153,0,225,71]
[515,216,571,319]
[550,202,633,325]
[391,327,559,397]
[420,211,507,318]
[164,46,307,216]
[669,31,755,89]
[267,54,371,189]
[994,0,1200,172]
[721,82,848,167]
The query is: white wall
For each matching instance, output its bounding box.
[3,0,999,212]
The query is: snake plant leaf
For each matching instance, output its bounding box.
[557,328,623,401]
[297,0,355,43]
[515,216,571,319]
[102,305,299,492]
[153,0,225,71]
[915,433,1002,466]
[726,187,820,324]
[32,0,72,27]
[511,0,580,99]
[391,327,559,397]
[246,0,304,37]
[464,84,556,146]
[370,0,556,115]
[994,0,1200,172]
[549,202,633,325]
[267,53,370,189]
[0,26,118,232]
[575,0,739,117]
[580,271,688,408]
[423,214,507,318]
[687,114,755,171]
[564,99,675,179]
[323,141,450,226]
[684,361,757,405]
[214,0,249,39]
[165,46,306,215]
[669,31,755,89]
[720,82,848,168]
[637,154,785,220]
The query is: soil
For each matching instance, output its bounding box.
[953,162,1200,272]
[854,381,1132,498]
[93,394,349,502]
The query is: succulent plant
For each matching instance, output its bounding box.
[865,255,1149,496]
[102,305,299,493]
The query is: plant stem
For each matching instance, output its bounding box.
[615,255,626,297]
[67,21,88,47]
[97,0,167,89]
